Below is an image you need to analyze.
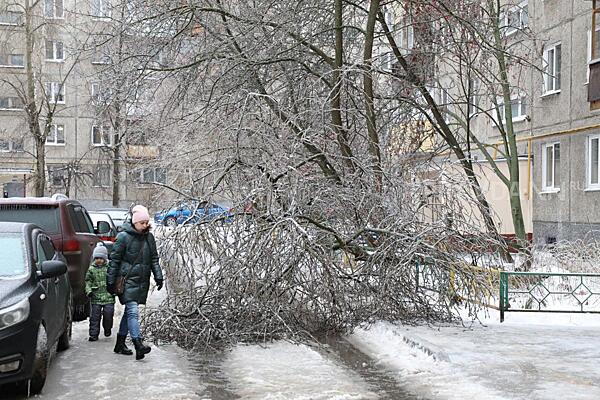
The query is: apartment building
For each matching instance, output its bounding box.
[386,0,600,243]
[0,0,164,209]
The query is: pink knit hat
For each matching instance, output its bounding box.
[131,205,150,224]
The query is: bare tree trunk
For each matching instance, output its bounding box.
[332,0,355,173]
[490,0,527,244]
[364,0,383,190]
[25,0,45,196]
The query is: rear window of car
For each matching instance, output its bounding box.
[0,234,27,277]
[0,206,60,234]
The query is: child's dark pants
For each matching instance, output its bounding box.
[89,303,115,338]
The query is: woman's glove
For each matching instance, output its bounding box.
[155,279,163,291]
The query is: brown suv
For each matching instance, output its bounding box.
[0,195,108,321]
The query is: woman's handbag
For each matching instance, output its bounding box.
[115,240,146,296]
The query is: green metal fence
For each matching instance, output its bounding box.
[499,271,600,322]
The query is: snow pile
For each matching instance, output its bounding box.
[348,322,506,400]
[222,341,377,400]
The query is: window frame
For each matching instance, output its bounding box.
[45,124,65,146]
[91,0,111,19]
[0,96,24,110]
[0,53,25,68]
[542,42,561,95]
[44,0,64,19]
[501,1,529,37]
[91,125,111,147]
[92,164,111,188]
[0,138,24,153]
[588,135,600,190]
[541,142,560,192]
[45,40,64,62]
[497,95,528,123]
[45,82,65,104]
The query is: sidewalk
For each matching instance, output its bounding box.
[5,289,202,400]
[348,313,600,400]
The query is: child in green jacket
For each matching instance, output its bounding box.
[85,244,115,341]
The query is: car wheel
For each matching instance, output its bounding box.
[164,216,178,227]
[57,294,73,351]
[29,324,49,395]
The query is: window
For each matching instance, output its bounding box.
[542,142,560,191]
[589,136,600,188]
[46,124,65,145]
[498,96,527,122]
[0,11,23,25]
[45,82,65,104]
[44,0,64,18]
[437,87,450,122]
[45,40,64,61]
[67,205,94,233]
[468,78,479,117]
[0,138,23,152]
[398,16,414,53]
[91,47,110,65]
[501,1,528,36]
[0,54,24,67]
[91,125,111,146]
[92,164,110,187]
[48,165,65,187]
[0,96,23,110]
[91,82,111,103]
[543,43,561,94]
[91,0,111,18]
[138,167,166,184]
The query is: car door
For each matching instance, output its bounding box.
[35,233,61,343]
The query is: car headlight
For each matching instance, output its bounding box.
[0,298,30,331]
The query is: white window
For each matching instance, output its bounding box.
[543,43,561,94]
[0,138,23,152]
[542,142,560,191]
[498,96,527,122]
[91,125,111,146]
[45,82,65,104]
[92,165,110,187]
[589,135,600,188]
[0,11,23,25]
[45,40,64,61]
[91,48,110,65]
[138,167,166,184]
[0,54,24,67]
[91,0,111,18]
[468,78,479,117]
[0,96,23,109]
[398,16,414,53]
[501,1,528,36]
[44,0,64,18]
[91,82,112,103]
[46,124,65,145]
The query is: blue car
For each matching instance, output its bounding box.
[154,201,233,227]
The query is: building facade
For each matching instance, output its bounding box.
[0,0,165,209]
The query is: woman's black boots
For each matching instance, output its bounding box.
[132,338,151,360]
[114,334,133,356]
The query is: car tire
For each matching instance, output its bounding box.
[57,294,73,351]
[164,216,177,227]
[29,324,49,395]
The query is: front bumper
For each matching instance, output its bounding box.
[0,318,39,385]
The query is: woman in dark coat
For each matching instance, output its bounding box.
[107,205,163,360]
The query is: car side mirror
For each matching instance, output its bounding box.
[38,260,67,279]
[96,221,111,235]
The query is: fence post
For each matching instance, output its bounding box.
[499,271,506,323]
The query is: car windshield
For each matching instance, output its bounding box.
[0,234,27,277]
[99,210,128,226]
[0,207,60,234]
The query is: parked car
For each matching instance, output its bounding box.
[154,201,233,227]
[0,195,108,321]
[0,222,72,394]
[89,212,118,253]
[94,208,129,230]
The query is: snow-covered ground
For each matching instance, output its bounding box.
[348,312,600,400]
